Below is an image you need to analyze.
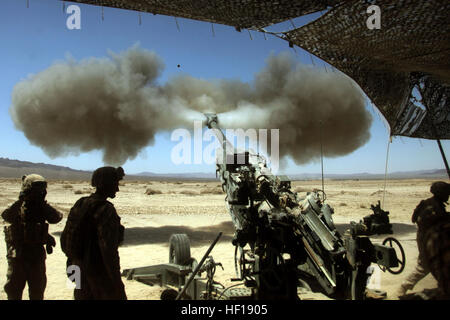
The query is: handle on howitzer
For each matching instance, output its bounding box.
[175,232,223,300]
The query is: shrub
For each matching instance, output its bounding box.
[179,190,198,195]
[200,187,223,195]
[145,188,162,195]
[74,189,92,195]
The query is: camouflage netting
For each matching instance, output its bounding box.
[64,0,339,29]
[284,0,450,139]
[64,0,449,140]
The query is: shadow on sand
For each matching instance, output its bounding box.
[54,221,235,248]
[53,221,416,248]
[122,221,416,247]
[121,221,235,247]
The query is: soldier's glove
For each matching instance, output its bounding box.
[46,234,56,254]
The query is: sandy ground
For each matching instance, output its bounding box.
[0,178,443,300]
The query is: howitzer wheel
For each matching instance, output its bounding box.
[169,234,191,266]
[161,288,178,300]
[381,237,405,274]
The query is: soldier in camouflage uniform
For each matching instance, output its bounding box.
[2,174,62,300]
[398,181,450,297]
[61,166,127,300]
[423,213,450,298]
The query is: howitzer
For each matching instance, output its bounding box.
[204,113,405,300]
[352,201,393,236]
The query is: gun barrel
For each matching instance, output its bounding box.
[204,113,218,129]
[203,113,235,156]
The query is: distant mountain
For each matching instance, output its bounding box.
[0,157,92,180]
[0,157,86,171]
[0,157,447,181]
[134,168,448,180]
[135,171,217,180]
[286,169,448,180]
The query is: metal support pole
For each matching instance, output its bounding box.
[382,137,391,209]
[176,232,223,300]
[436,139,450,179]
[320,121,325,199]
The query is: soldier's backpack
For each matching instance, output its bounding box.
[60,197,106,260]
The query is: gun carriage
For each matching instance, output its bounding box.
[122,113,405,300]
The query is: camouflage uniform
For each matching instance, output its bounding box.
[2,174,62,300]
[423,216,450,298]
[61,167,127,300]
[399,181,449,296]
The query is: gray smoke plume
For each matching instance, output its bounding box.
[10,47,371,166]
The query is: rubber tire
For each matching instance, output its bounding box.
[161,288,178,300]
[169,234,191,266]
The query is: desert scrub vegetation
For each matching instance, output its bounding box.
[178,189,199,195]
[199,187,223,195]
[74,188,92,195]
[145,188,162,195]
[370,190,392,196]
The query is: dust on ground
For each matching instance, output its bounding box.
[0,178,441,300]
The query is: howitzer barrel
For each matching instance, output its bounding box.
[204,113,218,130]
[204,113,235,157]
[202,113,404,300]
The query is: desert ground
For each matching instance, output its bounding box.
[0,178,443,300]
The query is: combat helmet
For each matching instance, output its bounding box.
[91,166,125,191]
[430,181,450,202]
[21,174,47,192]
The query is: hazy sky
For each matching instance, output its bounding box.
[0,0,448,175]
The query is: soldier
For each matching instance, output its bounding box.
[398,181,450,297]
[2,174,62,300]
[61,166,127,300]
[423,213,450,298]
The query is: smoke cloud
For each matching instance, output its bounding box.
[10,46,371,166]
